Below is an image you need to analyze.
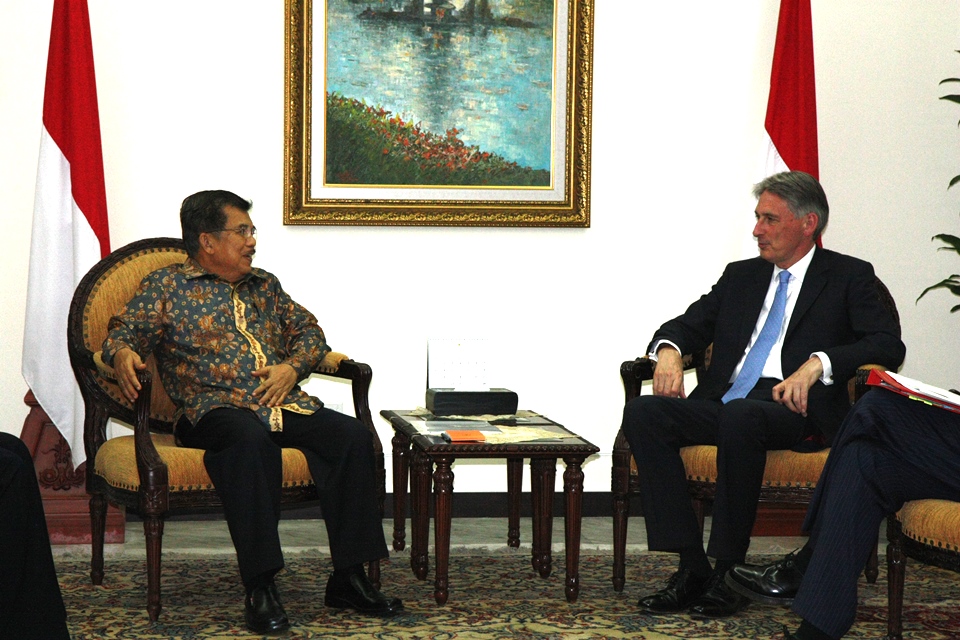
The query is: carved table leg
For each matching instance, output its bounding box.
[530,458,556,578]
[432,455,454,605]
[507,457,522,548]
[563,456,586,602]
[410,450,432,580]
[391,431,410,551]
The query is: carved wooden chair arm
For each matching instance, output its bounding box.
[132,369,168,506]
[312,354,376,442]
[853,364,887,404]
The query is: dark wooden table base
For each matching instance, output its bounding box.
[390,426,593,604]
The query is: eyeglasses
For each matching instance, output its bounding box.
[216,225,257,239]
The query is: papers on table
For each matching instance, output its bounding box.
[403,412,577,444]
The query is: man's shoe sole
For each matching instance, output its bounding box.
[244,618,290,635]
[324,595,402,617]
[723,573,795,606]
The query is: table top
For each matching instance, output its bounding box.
[380,409,599,457]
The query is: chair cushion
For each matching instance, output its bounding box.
[679,445,830,487]
[95,434,314,492]
[897,500,960,553]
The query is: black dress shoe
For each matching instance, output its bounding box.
[637,567,709,614]
[688,572,749,618]
[325,571,403,616]
[245,582,290,634]
[725,552,804,605]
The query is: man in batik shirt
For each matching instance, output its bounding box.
[104,190,401,634]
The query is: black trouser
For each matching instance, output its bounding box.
[0,433,70,640]
[177,407,388,588]
[795,390,960,638]
[622,380,807,564]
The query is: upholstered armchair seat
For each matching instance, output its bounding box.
[887,499,960,639]
[680,445,829,488]
[94,433,315,493]
[897,500,960,551]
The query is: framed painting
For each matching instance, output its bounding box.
[284,0,594,226]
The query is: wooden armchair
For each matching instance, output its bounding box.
[886,500,960,639]
[67,237,385,621]
[611,278,899,592]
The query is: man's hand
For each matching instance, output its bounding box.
[113,348,147,403]
[652,346,686,398]
[252,364,298,407]
[772,356,824,416]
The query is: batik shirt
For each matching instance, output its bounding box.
[103,258,328,431]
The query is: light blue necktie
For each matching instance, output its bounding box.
[721,269,791,403]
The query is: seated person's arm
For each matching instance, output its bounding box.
[256,283,329,407]
[651,343,686,398]
[772,354,827,417]
[102,273,167,403]
[111,347,148,404]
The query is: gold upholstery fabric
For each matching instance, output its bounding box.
[95,434,314,492]
[679,445,830,487]
[897,500,960,553]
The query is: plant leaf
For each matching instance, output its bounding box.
[932,234,960,253]
[942,94,960,105]
[917,276,960,302]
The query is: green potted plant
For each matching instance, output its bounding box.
[918,59,960,312]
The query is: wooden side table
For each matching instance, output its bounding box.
[381,410,599,604]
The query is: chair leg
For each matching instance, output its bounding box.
[89,494,107,585]
[612,492,629,592]
[887,534,905,640]
[143,515,165,622]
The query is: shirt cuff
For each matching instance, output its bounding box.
[648,339,681,361]
[812,351,833,385]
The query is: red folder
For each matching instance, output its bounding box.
[866,369,960,415]
[443,430,486,443]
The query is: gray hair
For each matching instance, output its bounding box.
[752,171,829,238]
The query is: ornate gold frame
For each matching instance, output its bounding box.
[283,0,594,227]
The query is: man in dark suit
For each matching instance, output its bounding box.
[725,389,960,640]
[622,171,905,618]
[0,433,70,639]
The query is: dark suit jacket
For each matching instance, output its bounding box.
[649,248,905,444]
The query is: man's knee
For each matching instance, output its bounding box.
[0,433,31,465]
[623,395,673,430]
[716,400,767,444]
[0,435,33,489]
[227,424,279,460]
[338,415,374,450]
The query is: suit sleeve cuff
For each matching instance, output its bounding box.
[812,351,833,385]
[649,339,681,361]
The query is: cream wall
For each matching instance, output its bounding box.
[2,1,959,494]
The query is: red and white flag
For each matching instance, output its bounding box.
[23,0,110,466]
[763,0,818,179]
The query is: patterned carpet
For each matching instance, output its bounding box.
[56,550,960,639]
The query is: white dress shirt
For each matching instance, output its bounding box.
[650,246,834,386]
